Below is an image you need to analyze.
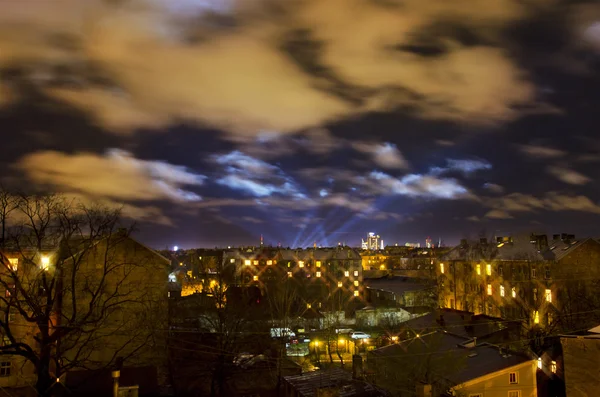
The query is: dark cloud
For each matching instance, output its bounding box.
[1,0,600,247]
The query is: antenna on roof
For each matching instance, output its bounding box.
[260,234,264,247]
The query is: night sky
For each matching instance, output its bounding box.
[1,0,599,249]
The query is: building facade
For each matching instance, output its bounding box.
[436,234,600,335]
[223,246,364,312]
[0,233,170,393]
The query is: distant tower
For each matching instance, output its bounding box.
[314,241,317,249]
[260,234,264,247]
[362,232,382,250]
[426,237,432,249]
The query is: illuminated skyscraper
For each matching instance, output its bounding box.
[362,232,382,250]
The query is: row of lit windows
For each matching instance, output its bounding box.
[486,284,552,303]
[440,262,549,279]
[253,272,361,288]
[240,259,329,267]
[4,257,50,271]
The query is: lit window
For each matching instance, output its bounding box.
[476,264,481,275]
[0,361,10,377]
[353,291,359,297]
[354,281,359,287]
[253,260,258,265]
[545,289,552,303]
[316,261,321,267]
[306,303,311,309]
[299,261,304,268]
[344,271,349,277]
[500,285,505,297]
[508,392,521,397]
[509,372,518,384]
[487,284,492,295]
[534,311,540,324]
[316,272,321,278]
[8,258,18,271]
[440,263,445,274]
[337,282,342,287]
[353,271,359,277]
[486,264,492,276]
[512,287,516,298]
[267,260,273,265]
[253,275,258,281]
[244,260,251,266]
[41,256,50,270]
[551,360,557,374]
[230,258,235,264]
[287,272,292,278]
[538,358,542,369]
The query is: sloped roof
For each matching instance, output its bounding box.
[394,309,508,339]
[448,344,531,385]
[441,234,598,263]
[546,237,598,261]
[371,331,531,386]
[284,367,389,397]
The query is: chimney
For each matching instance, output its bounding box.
[473,337,477,346]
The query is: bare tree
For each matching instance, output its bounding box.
[0,188,18,248]
[169,258,265,397]
[265,278,299,394]
[0,192,167,397]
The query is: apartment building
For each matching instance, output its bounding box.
[0,232,169,394]
[436,234,600,333]
[223,246,364,311]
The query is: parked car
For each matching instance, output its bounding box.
[350,331,371,340]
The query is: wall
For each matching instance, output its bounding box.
[561,336,600,397]
[355,307,413,328]
[456,361,537,397]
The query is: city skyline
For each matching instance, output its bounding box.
[1,0,600,249]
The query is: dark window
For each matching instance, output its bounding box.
[545,266,550,279]
[498,265,503,277]
[0,362,10,377]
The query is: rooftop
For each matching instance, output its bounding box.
[441,234,599,262]
[283,368,389,397]
[371,331,531,386]
[397,309,509,339]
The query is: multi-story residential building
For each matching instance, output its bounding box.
[0,232,169,394]
[223,246,364,312]
[436,234,600,335]
[368,331,538,397]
